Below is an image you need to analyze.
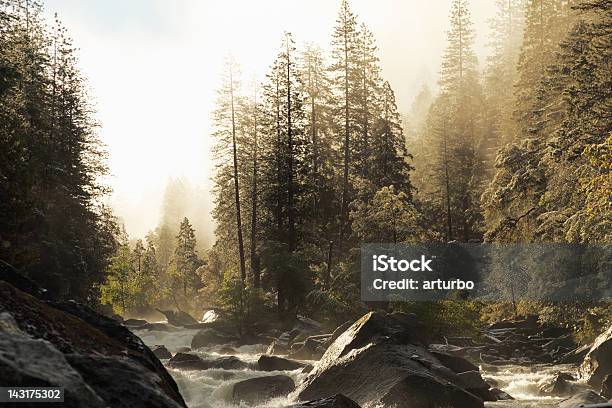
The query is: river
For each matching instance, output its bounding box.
[135,327,583,408]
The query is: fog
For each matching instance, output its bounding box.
[44,0,498,245]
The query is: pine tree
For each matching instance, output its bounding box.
[168,217,202,301]
[330,0,360,242]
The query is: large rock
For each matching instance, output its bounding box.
[168,353,248,371]
[296,312,484,408]
[429,350,479,374]
[232,375,295,405]
[0,329,106,408]
[151,345,172,360]
[0,278,186,407]
[538,373,574,396]
[258,355,306,371]
[191,328,231,349]
[580,325,612,389]
[287,394,361,407]
[155,309,198,327]
[558,390,607,408]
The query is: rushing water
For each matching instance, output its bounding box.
[135,326,583,408]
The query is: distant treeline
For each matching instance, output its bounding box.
[0,0,610,328]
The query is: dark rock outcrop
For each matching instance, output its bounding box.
[580,325,612,390]
[287,394,361,408]
[258,355,306,371]
[232,375,295,405]
[191,328,231,349]
[0,278,186,408]
[296,312,485,408]
[167,353,248,371]
[152,345,172,360]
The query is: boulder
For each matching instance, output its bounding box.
[429,350,479,373]
[267,339,290,355]
[258,355,306,371]
[0,330,106,408]
[287,394,361,407]
[538,373,574,396]
[155,309,198,327]
[175,346,191,353]
[0,279,186,407]
[490,388,514,401]
[191,328,231,349]
[168,353,248,371]
[289,337,326,360]
[601,374,611,400]
[123,318,148,327]
[232,375,295,405]
[66,354,187,408]
[580,325,612,389]
[296,312,484,408]
[558,390,606,408]
[151,345,172,360]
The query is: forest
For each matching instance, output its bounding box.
[1,0,610,339]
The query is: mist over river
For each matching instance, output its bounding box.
[134,326,584,408]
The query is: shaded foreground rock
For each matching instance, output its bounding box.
[287,394,361,407]
[580,325,612,390]
[0,274,186,408]
[601,374,611,399]
[258,355,306,371]
[297,312,485,408]
[232,375,295,405]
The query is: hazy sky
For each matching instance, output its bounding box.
[44,0,497,240]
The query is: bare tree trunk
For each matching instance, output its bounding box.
[230,66,247,284]
[443,134,453,242]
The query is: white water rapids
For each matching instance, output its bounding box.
[134,326,583,408]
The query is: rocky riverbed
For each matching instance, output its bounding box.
[131,311,612,408]
[1,267,610,408]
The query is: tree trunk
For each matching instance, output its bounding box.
[230,66,247,283]
[250,93,260,288]
[286,35,296,252]
[339,25,350,243]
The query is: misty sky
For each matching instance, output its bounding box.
[44,0,498,241]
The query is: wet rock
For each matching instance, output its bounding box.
[296,312,484,408]
[140,322,175,331]
[323,321,352,348]
[151,345,172,359]
[175,346,191,353]
[558,390,606,408]
[67,354,186,408]
[232,375,295,405]
[538,373,574,396]
[258,355,306,371]
[580,325,612,390]
[489,388,514,401]
[429,350,479,373]
[168,353,248,370]
[456,370,498,401]
[289,337,326,360]
[124,318,148,327]
[0,330,106,408]
[267,339,290,355]
[191,328,231,349]
[287,394,361,407]
[155,309,198,327]
[0,279,186,407]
